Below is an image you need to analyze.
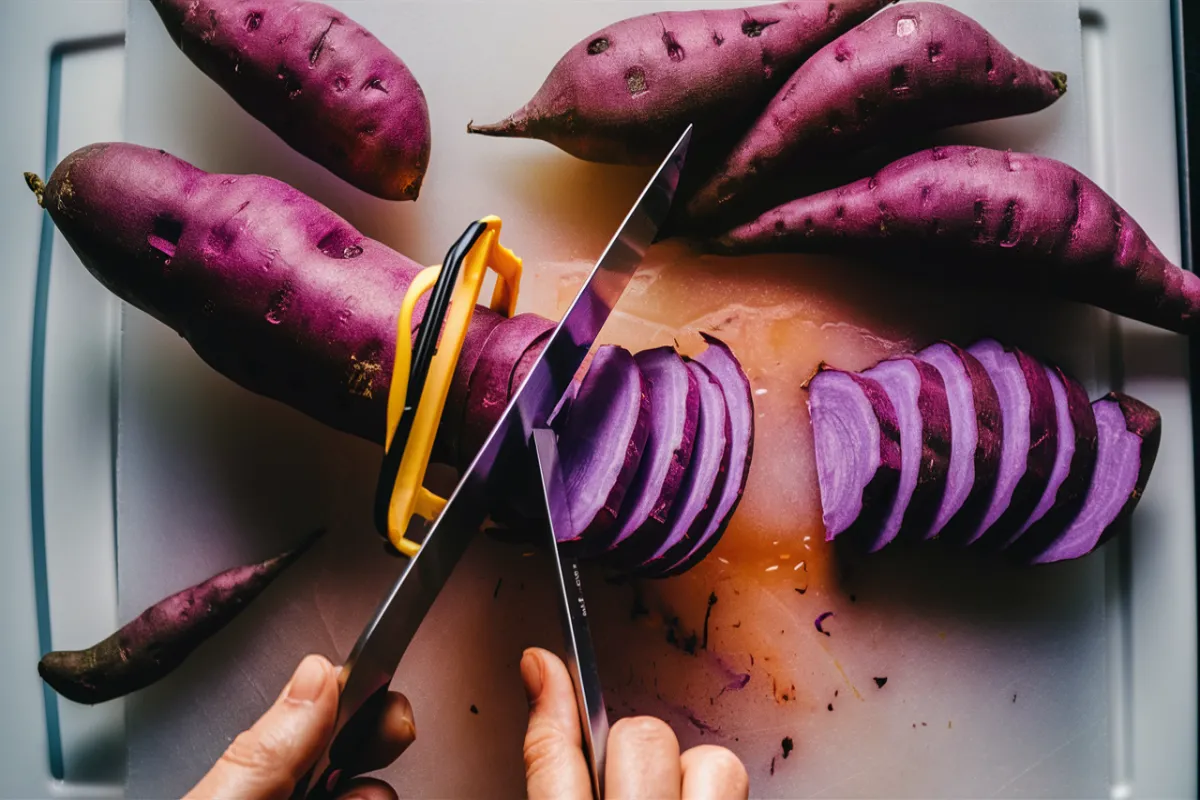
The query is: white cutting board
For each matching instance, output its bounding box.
[115,1,1153,796]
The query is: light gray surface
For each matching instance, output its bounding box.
[105,1,1193,799]
[0,3,126,798]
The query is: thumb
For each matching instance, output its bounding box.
[186,654,339,800]
[521,648,591,800]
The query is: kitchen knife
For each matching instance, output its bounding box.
[296,124,691,799]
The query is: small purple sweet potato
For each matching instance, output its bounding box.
[714,146,1200,334]
[28,143,528,470]
[150,0,431,200]
[688,3,1067,222]
[467,0,896,165]
[39,529,324,705]
[1032,393,1160,563]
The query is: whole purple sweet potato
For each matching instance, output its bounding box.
[467,0,896,165]
[28,142,516,463]
[150,0,431,201]
[39,529,324,705]
[688,3,1067,222]
[714,146,1200,334]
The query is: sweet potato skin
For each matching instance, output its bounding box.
[714,146,1200,333]
[40,143,521,462]
[150,0,431,200]
[467,0,895,165]
[688,2,1067,221]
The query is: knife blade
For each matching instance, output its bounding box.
[298,124,691,799]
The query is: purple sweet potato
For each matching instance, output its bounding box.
[556,346,651,554]
[1032,393,1160,563]
[808,366,902,545]
[811,341,1160,563]
[965,340,1058,548]
[460,314,556,464]
[714,146,1200,334]
[913,341,1003,539]
[627,360,731,573]
[658,334,756,576]
[601,347,700,557]
[149,0,431,200]
[28,143,529,470]
[39,529,324,705]
[1009,366,1098,559]
[688,3,1067,222]
[438,312,504,464]
[861,356,951,548]
[467,0,896,165]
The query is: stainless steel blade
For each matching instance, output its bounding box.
[299,125,691,798]
[533,427,608,800]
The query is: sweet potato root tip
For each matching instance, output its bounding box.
[466,118,525,138]
[25,172,45,206]
[37,528,326,705]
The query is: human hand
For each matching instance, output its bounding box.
[520,647,750,800]
[184,654,415,800]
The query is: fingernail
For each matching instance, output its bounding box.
[287,655,329,704]
[520,648,543,705]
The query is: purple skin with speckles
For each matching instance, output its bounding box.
[808,367,902,546]
[467,0,896,165]
[38,530,324,705]
[38,143,532,469]
[150,0,431,200]
[1032,393,1160,563]
[861,356,951,549]
[714,146,1200,334]
[688,3,1067,222]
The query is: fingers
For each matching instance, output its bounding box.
[680,745,749,800]
[334,776,399,800]
[185,654,339,800]
[605,716,682,800]
[345,691,417,775]
[521,648,591,800]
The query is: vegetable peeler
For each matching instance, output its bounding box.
[294,125,691,800]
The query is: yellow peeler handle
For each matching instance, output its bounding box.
[381,216,523,556]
